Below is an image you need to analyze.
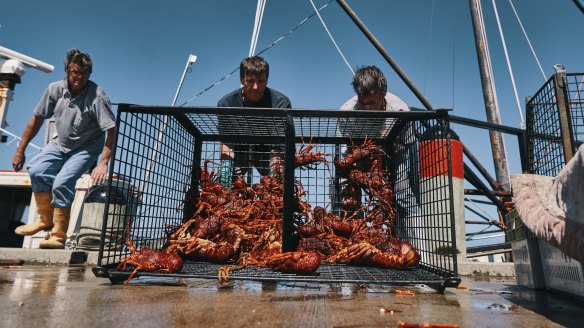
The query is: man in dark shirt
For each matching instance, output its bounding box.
[217,56,291,185]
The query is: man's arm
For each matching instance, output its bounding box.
[12,115,45,171]
[91,127,115,186]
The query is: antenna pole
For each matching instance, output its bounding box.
[172,54,197,106]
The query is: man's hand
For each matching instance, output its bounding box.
[12,150,26,172]
[12,115,45,172]
[92,127,115,186]
[91,162,108,186]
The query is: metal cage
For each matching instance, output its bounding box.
[92,105,460,292]
[526,72,584,176]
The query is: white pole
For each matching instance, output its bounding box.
[0,46,54,73]
[172,54,197,106]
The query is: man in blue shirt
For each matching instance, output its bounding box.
[13,49,116,249]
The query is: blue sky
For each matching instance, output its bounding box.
[1,0,581,169]
[1,1,583,246]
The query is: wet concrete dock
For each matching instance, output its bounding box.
[1,264,583,328]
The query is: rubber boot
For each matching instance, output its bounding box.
[14,191,54,236]
[39,208,71,249]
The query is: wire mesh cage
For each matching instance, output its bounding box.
[526,72,584,176]
[93,105,460,292]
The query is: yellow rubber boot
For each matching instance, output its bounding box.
[15,191,54,236]
[39,208,71,249]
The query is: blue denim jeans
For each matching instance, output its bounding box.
[27,142,98,208]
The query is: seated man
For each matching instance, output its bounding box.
[12,49,115,248]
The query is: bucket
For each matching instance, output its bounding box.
[76,184,129,250]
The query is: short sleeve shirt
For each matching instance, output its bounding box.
[34,80,116,155]
[338,92,410,139]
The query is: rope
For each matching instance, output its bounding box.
[249,0,267,57]
[507,0,546,81]
[308,0,354,75]
[492,0,525,129]
[179,0,334,107]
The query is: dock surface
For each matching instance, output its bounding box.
[1,264,582,328]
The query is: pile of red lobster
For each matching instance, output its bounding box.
[118,139,420,284]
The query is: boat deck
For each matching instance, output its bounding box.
[1,263,582,327]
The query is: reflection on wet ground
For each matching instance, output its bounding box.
[0,265,582,328]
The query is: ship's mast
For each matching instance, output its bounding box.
[468,0,511,192]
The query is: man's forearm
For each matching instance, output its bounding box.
[98,128,115,166]
[17,115,44,152]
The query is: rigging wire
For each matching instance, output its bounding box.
[249,0,267,57]
[179,0,334,107]
[507,0,546,81]
[451,4,456,110]
[423,0,436,94]
[308,0,354,75]
[492,0,525,129]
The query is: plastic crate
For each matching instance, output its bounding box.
[504,209,545,289]
[510,238,545,289]
[93,105,460,292]
[538,239,584,298]
[504,208,535,242]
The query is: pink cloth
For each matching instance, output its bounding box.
[511,145,584,264]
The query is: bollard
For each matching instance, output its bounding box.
[419,135,465,262]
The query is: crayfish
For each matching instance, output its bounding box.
[295,137,332,173]
[116,212,184,285]
[117,238,184,285]
[327,241,420,269]
[261,251,322,274]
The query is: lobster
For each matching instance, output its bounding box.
[340,182,362,210]
[117,219,184,285]
[116,246,184,285]
[334,138,385,177]
[298,220,324,238]
[173,237,238,263]
[321,209,365,239]
[261,251,321,274]
[297,233,350,259]
[327,241,420,269]
[231,177,256,199]
[295,137,331,170]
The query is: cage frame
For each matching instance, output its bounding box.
[92,104,461,292]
